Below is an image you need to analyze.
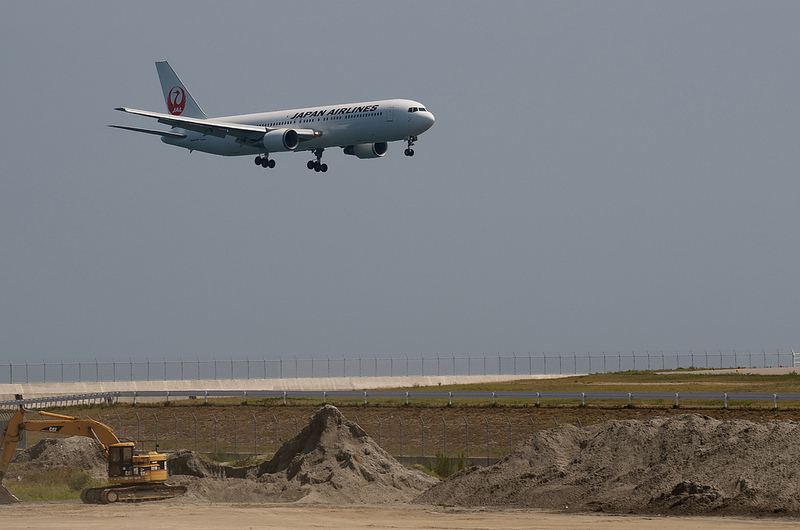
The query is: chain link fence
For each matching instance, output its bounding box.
[2,350,796,384]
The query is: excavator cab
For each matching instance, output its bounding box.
[108,443,135,479]
[107,443,169,484]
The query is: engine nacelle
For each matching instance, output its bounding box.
[343,142,388,159]
[261,129,299,152]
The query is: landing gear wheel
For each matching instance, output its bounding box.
[257,155,275,169]
[404,135,418,157]
[308,148,327,172]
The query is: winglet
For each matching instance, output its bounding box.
[155,61,208,119]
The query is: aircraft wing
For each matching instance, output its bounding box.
[108,125,187,139]
[113,107,322,144]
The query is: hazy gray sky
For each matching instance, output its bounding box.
[2,1,798,363]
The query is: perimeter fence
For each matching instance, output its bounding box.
[2,350,797,384]
[3,388,800,465]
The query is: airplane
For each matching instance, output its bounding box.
[110,61,435,172]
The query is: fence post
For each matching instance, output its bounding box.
[463,417,469,458]
[233,413,238,455]
[484,417,490,465]
[192,413,197,453]
[273,414,278,453]
[506,416,512,452]
[406,391,409,405]
[163,357,167,381]
[774,393,778,410]
[253,414,258,455]
[213,414,218,454]
[675,393,680,408]
[724,393,728,409]
[153,413,159,451]
[420,417,425,457]
[135,413,140,451]
[173,413,178,453]
[399,416,404,456]
[442,416,447,455]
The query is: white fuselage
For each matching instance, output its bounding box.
[161,98,435,156]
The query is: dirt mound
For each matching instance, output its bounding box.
[415,414,800,516]
[13,437,107,479]
[170,405,436,504]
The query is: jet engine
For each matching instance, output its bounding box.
[343,142,388,159]
[261,129,299,152]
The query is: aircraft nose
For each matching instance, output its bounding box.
[421,110,435,131]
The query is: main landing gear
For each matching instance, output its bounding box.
[404,136,418,157]
[255,154,275,168]
[307,148,328,172]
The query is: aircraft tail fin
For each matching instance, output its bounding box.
[155,61,208,119]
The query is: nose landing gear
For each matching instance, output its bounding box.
[307,148,328,172]
[255,154,275,168]
[404,136,418,157]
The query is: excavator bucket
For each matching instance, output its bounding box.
[0,484,19,504]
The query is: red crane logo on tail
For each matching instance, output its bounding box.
[167,86,185,115]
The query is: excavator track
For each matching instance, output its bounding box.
[81,483,187,504]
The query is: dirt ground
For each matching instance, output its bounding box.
[2,502,799,530]
[6,406,800,528]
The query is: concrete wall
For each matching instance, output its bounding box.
[0,374,571,402]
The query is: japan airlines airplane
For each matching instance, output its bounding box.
[110,61,435,172]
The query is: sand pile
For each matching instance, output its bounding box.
[13,437,107,479]
[416,414,800,516]
[170,405,436,504]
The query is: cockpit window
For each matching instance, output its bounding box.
[408,107,428,113]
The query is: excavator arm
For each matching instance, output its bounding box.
[0,408,121,480]
[1,406,185,504]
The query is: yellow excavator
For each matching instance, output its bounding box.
[0,406,186,504]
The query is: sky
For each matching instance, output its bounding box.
[2,1,799,364]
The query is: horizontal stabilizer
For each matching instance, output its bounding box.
[108,125,187,139]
